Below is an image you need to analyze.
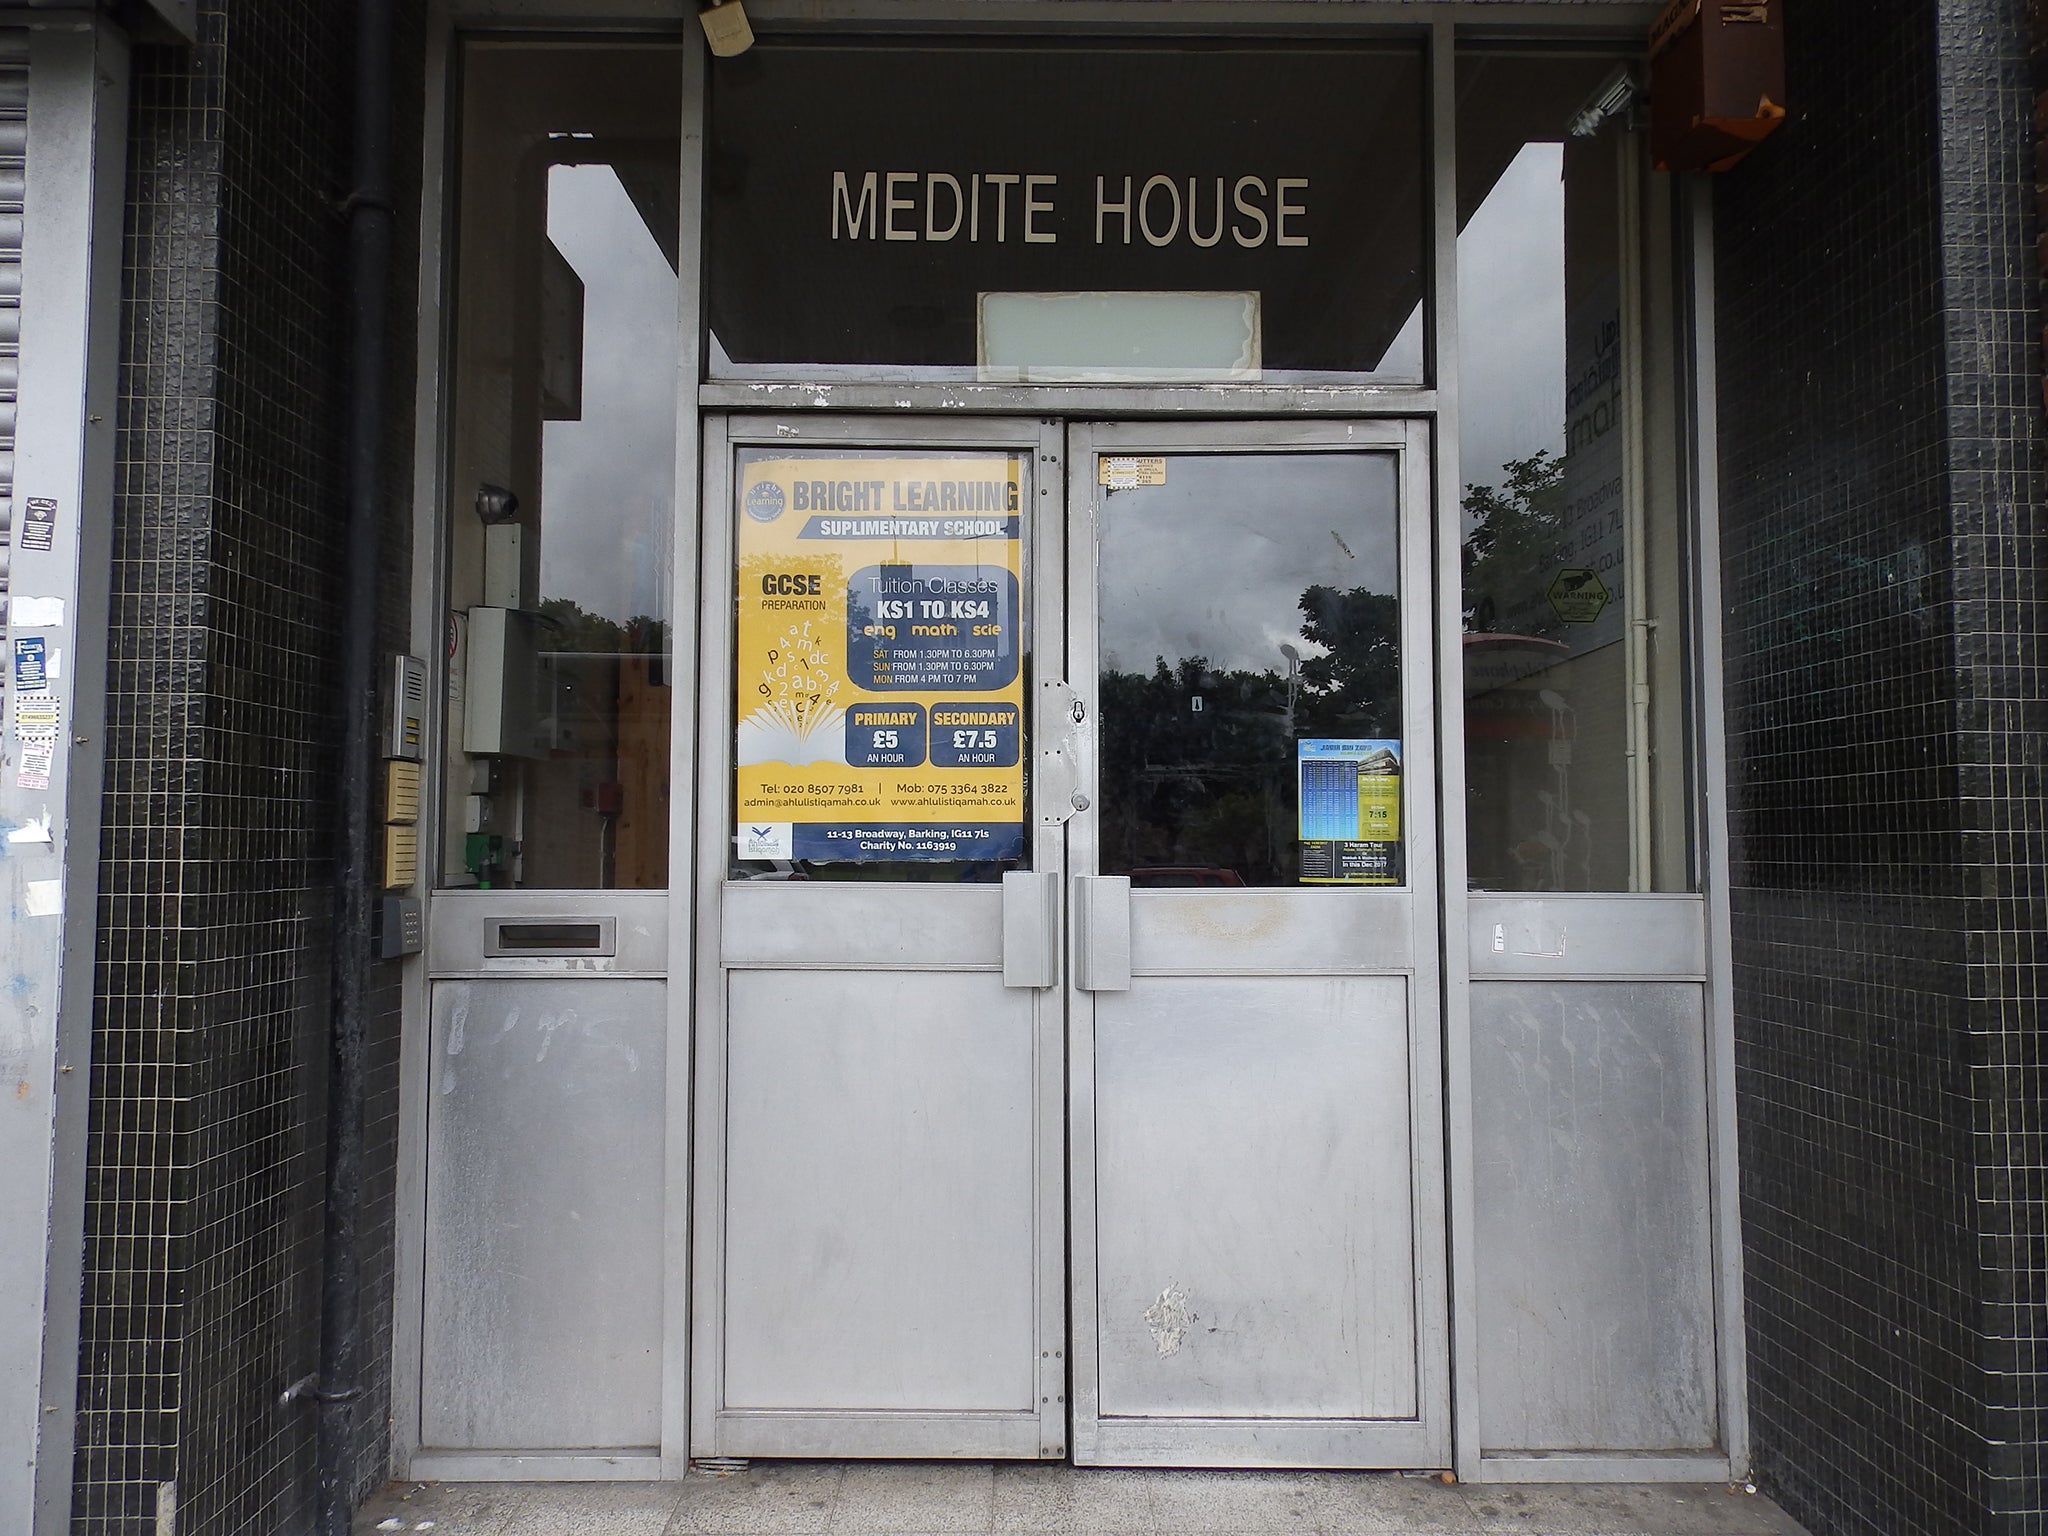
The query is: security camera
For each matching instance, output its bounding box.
[475,483,520,525]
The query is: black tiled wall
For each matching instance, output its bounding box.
[1717,0,2048,1532]
[75,3,420,1532]
[1953,4,2048,1524]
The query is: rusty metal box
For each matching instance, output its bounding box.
[1650,0,1787,172]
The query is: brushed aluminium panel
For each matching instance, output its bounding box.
[699,380,1442,416]
[1428,12,1480,1486]
[1081,1415,1444,1470]
[1469,1453,1734,1484]
[1472,980,1717,1453]
[1094,976,1418,1421]
[722,968,1039,1414]
[693,1412,1045,1460]
[663,17,710,1476]
[1466,895,1705,978]
[421,978,666,1451]
[427,889,669,974]
[1131,889,1413,976]
[720,880,1001,970]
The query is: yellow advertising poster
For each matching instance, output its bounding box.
[733,453,1026,864]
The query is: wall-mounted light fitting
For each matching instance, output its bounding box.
[1569,65,1639,138]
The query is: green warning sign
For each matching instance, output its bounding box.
[1547,567,1610,625]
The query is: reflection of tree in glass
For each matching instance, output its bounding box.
[1461,450,1566,639]
[1098,581,1401,885]
[1295,584,1400,739]
[537,595,666,655]
[1098,655,1291,883]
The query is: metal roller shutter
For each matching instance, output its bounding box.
[0,35,25,648]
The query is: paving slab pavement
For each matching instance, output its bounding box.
[355,1463,1808,1536]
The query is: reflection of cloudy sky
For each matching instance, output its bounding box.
[533,145,1559,621]
[1457,142,1565,512]
[540,165,678,624]
[1097,453,1399,677]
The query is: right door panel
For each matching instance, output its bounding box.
[1094,975,1418,1422]
[1066,421,1449,1468]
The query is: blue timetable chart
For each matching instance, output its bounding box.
[1300,754,1363,840]
[1298,738,1404,886]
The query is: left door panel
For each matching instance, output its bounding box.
[420,894,670,1462]
[413,40,688,1475]
[693,416,1068,1459]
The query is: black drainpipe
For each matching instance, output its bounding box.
[317,0,395,1530]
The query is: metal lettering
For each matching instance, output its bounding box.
[830,171,877,239]
[1231,175,1268,247]
[1138,174,1181,246]
[1023,175,1057,243]
[925,172,964,241]
[1096,175,1133,244]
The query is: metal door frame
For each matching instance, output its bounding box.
[394,12,709,1481]
[690,413,1455,1468]
[689,411,1069,1459]
[1063,416,1451,1468]
[389,3,1747,1486]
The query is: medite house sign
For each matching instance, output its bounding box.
[706,40,1428,376]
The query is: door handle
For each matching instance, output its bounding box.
[1073,876,1131,992]
[1002,871,1061,989]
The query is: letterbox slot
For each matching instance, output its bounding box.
[490,919,615,957]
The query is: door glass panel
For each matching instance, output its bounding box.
[440,44,682,890]
[1456,52,1693,892]
[1096,452,1402,888]
[730,448,1031,883]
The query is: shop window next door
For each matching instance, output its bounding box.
[693,417,1449,1469]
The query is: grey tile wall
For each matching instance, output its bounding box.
[74,3,419,1532]
[1717,0,2047,1532]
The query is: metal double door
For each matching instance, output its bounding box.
[692,414,1448,1467]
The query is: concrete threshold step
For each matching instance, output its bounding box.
[356,1461,1809,1536]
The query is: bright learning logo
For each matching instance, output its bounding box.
[743,480,787,522]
